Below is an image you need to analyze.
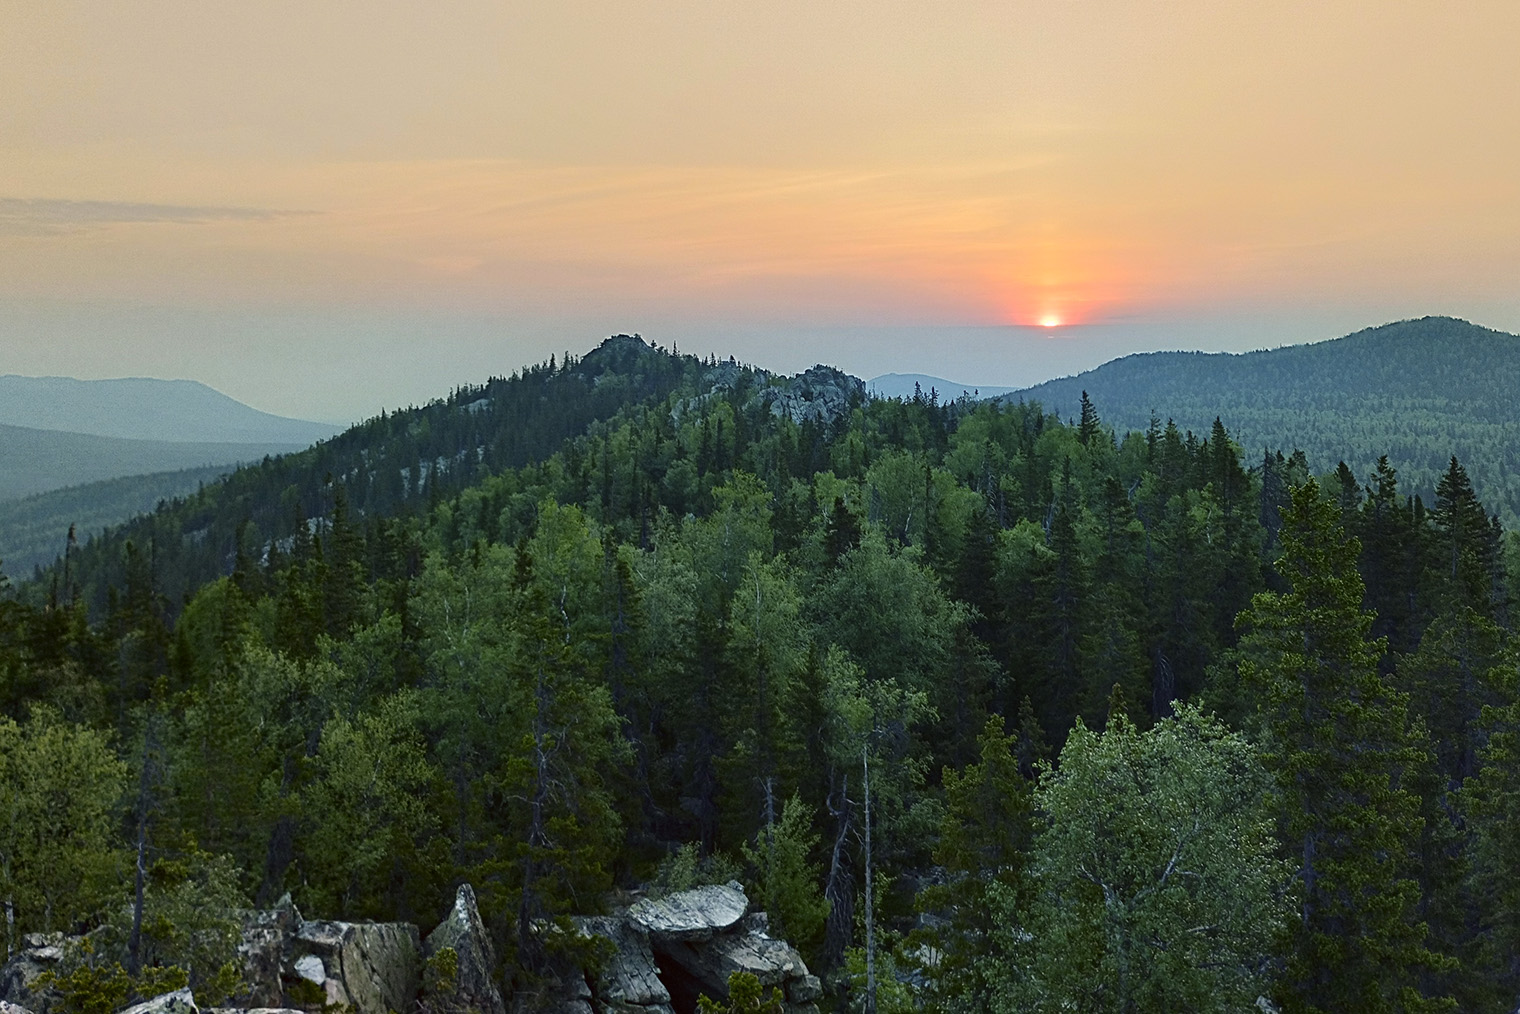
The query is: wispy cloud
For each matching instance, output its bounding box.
[0,197,310,236]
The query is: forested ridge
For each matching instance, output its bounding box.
[4,333,1520,1013]
[1014,316,1520,526]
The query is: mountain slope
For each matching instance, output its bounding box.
[0,375,341,444]
[0,464,234,579]
[0,422,305,501]
[1007,316,1520,523]
[29,335,700,613]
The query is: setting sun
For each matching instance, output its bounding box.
[1040,315,1062,328]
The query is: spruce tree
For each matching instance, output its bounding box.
[1238,480,1451,1013]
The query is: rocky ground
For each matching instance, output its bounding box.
[0,883,819,1014]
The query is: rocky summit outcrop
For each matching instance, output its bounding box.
[573,884,819,1014]
[423,884,506,1014]
[759,366,864,428]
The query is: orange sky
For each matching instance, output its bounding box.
[4,2,1520,417]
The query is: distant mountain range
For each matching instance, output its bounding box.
[0,375,338,575]
[868,373,1020,400]
[0,375,340,445]
[0,423,308,502]
[1006,316,1520,524]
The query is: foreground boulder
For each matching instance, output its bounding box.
[578,885,818,1014]
[289,919,420,1014]
[627,884,748,943]
[571,917,671,1014]
[0,933,68,1014]
[227,898,422,1014]
[237,896,303,1007]
[118,990,198,1014]
[423,884,506,1014]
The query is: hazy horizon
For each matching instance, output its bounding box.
[6,3,1520,420]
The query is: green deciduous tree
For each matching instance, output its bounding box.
[0,708,125,945]
[1005,704,1287,1013]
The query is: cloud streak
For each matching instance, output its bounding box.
[0,197,309,236]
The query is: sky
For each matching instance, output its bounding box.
[4,2,1520,423]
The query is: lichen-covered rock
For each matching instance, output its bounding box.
[759,366,864,427]
[423,884,505,1014]
[0,933,67,1014]
[116,988,197,1014]
[237,895,302,1007]
[572,916,669,1010]
[290,920,420,1014]
[627,884,748,943]
[784,975,821,1005]
[634,890,820,1014]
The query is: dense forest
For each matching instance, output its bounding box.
[1016,316,1520,527]
[4,333,1520,1013]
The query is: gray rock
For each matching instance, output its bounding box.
[292,920,420,1014]
[292,955,325,986]
[759,366,864,427]
[1,999,37,1014]
[423,884,505,1014]
[116,989,198,1014]
[572,917,668,1009]
[0,932,67,1014]
[628,884,748,943]
[236,895,302,1008]
[785,975,821,1004]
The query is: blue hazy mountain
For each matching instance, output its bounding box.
[0,374,340,445]
[868,373,1020,400]
[0,422,307,501]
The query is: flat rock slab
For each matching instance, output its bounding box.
[627,884,748,942]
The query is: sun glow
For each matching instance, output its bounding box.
[1040,315,1062,328]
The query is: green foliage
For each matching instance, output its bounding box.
[1004,705,1288,1013]
[651,843,742,898]
[741,794,829,959]
[37,942,192,1014]
[0,708,125,939]
[7,333,1520,1006]
[97,850,248,1003]
[911,715,1031,1013]
[1239,481,1452,1013]
[696,971,784,1014]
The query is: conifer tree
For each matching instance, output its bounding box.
[1238,480,1451,1013]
